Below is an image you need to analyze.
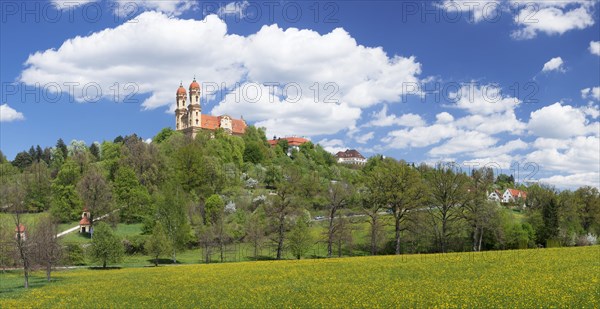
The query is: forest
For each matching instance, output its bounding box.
[0,126,598,284]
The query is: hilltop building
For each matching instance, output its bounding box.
[335,149,367,165]
[175,78,247,138]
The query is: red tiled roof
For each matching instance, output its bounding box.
[79,217,91,226]
[176,85,186,95]
[335,149,365,159]
[508,189,527,199]
[199,115,247,134]
[231,118,247,135]
[267,137,310,147]
[15,224,26,233]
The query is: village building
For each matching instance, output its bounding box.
[335,149,367,165]
[488,188,528,205]
[267,136,310,156]
[488,190,503,202]
[502,188,527,203]
[79,208,91,233]
[175,78,247,138]
[15,224,26,240]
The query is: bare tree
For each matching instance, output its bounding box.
[266,166,300,260]
[463,168,496,251]
[245,210,266,260]
[5,179,33,288]
[325,181,352,257]
[32,216,62,281]
[332,214,354,257]
[0,219,14,272]
[197,224,214,263]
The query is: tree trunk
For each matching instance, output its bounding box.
[103,260,107,268]
[441,218,447,253]
[46,264,51,282]
[219,241,224,263]
[327,207,336,258]
[472,226,479,252]
[24,270,29,288]
[253,241,258,260]
[276,218,285,260]
[370,216,377,255]
[23,260,29,288]
[204,245,210,263]
[172,250,177,264]
[154,256,158,266]
[394,213,401,255]
[478,227,484,252]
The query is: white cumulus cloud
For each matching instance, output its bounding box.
[539,172,600,189]
[541,57,565,73]
[365,105,425,127]
[581,87,600,102]
[0,104,25,122]
[590,41,600,56]
[528,102,597,138]
[317,138,347,154]
[511,1,596,39]
[20,12,423,139]
[449,83,521,115]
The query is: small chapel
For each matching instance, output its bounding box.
[175,78,247,138]
[79,208,91,233]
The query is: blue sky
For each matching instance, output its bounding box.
[1,0,599,188]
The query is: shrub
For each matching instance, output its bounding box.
[123,235,147,255]
[63,243,86,266]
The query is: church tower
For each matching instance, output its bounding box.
[175,83,187,130]
[188,78,201,128]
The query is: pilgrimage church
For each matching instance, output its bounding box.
[175,78,247,138]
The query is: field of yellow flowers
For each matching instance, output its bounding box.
[1,246,599,307]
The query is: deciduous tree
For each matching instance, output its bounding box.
[32,216,62,281]
[146,221,171,266]
[90,222,123,268]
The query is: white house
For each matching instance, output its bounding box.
[488,190,502,202]
[335,149,367,165]
[501,189,527,204]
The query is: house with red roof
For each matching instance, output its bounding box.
[79,208,91,233]
[501,188,527,204]
[15,224,26,240]
[267,136,310,155]
[175,78,247,138]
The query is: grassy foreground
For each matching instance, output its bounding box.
[1,246,599,308]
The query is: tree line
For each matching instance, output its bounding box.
[0,127,598,287]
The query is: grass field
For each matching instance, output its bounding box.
[1,246,598,307]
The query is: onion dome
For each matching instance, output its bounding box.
[189,77,200,90]
[177,82,186,95]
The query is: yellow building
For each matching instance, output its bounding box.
[175,78,247,138]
